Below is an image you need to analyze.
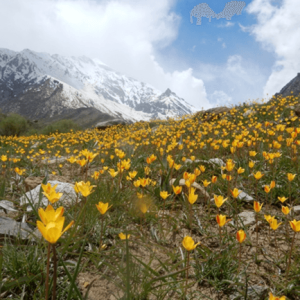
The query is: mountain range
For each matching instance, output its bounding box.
[0,48,196,125]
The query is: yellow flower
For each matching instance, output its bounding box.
[160,191,170,200]
[211,175,217,183]
[95,202,112,214]
[269,292,286,300]
[1,155,8,162]
[108,169,119,178]
[278,196,288,203]
[290,219,300,232]
[225,159,235,172]
[182,236,200,251]
[76,158,87,167]
[38,205,64,225]
[43,190,63,204]
[67,156,77,164]
[230,188,241,198]
[253,171,264,180]
[226,174,232,181]
[287,173,296,181]
[236,229,246,243]
[41,183,58,195]
[214,195,227,208]
[144,166,151,175]
[253,201,263,213]
[129,171,137,179]
[249,151,257,157]
[281,206,290,215]
[186,187,198,204]
[202,180,211,187]
[119,233,130,240]
[92,171,100,180]
[75,181,96,197]
[264,215,275,224]
[249,160,255,168]
[270,218,282,230]
[264,185,271,193]
[270,180,276,189]
[172,185,182,195]
[36,207,74,244]
[133,180,141,187]
[237,167,245,174]
[216,214,228,227]
[14,167,26,176]
[174,163,182,171]
[199,165,205,172]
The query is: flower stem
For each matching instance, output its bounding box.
[286,231,296,278]
[45,242,51,300]
[52,244,57,300]
[99,216,104,251]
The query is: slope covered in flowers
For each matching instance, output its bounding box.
[0,94,299,299]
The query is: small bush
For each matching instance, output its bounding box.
[41,119,81,135]
[0,113,29,137]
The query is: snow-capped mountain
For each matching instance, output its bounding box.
[0,48,196,122]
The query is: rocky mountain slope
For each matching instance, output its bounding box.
[274,72,300,99]
[0,48,196,122]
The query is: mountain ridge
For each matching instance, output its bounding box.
[0,48,196,123]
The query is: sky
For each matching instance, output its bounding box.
[0,0,299,110]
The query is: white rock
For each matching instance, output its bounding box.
[0,216,33,239]
[0,200,18,212]
[293,205,300,215]
[238,190,254,202]
[20,180,77,211]
[41,156,67,165]
[208,158,225,167]
[169,178,209,198]
[237,211,256,226]
[184,159,200,164]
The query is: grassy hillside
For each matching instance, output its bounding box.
[0,94,300,299]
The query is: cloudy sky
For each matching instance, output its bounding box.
[0,0,299,109]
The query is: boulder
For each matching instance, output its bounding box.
[230,211,256,226]
[20,180,77,211]
[41,156,67,165]
[0,216,33,239]
[25,175,73,191]
[274,72,300,99]
[95,119,132,130]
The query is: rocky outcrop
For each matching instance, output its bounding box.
[275,72,300,99]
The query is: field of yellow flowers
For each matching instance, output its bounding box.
[0,94,300,299]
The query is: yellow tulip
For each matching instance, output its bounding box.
[172,185,182,195]
[253,171,264,180]
[216,214,228,227]
[264,185,271,193]
[199,165,205,172]
[270,218,282,230]
[41,183,58,195]
[287,173,296,181]
[108,169,119,178]
[236,229,246,243]
[278,196,288,203]
[14,167,26,176]
[281,206,290,215]
[129,171,137,179]
[186,187,198,204]
[237,167,245,174]
[264,215,275,224]
[230,188,241,198]
[138,201,150,214]
[202,180,211,187]
[225,159,235,172]
[119,233,130,240]
[160,191,170,200]
[182,236,200,251]
[75,181,96,197]
[95,202,112,214]
[214,195,227,208]
[36,206,74,244]
[133,180,141,187]
[253,201,263,213]
[290,219,300,232]
[43,190,63,204]
[270,180,276,189]
[38,205,64,225]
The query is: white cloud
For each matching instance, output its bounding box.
[222,43,226,48]
[245,0,300,99]
[195,54,268,106]
[0,0,210,109]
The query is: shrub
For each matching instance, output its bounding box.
[0,113,29,137]
[41,119,81,135]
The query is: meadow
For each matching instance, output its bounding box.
[0,94,299,300]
